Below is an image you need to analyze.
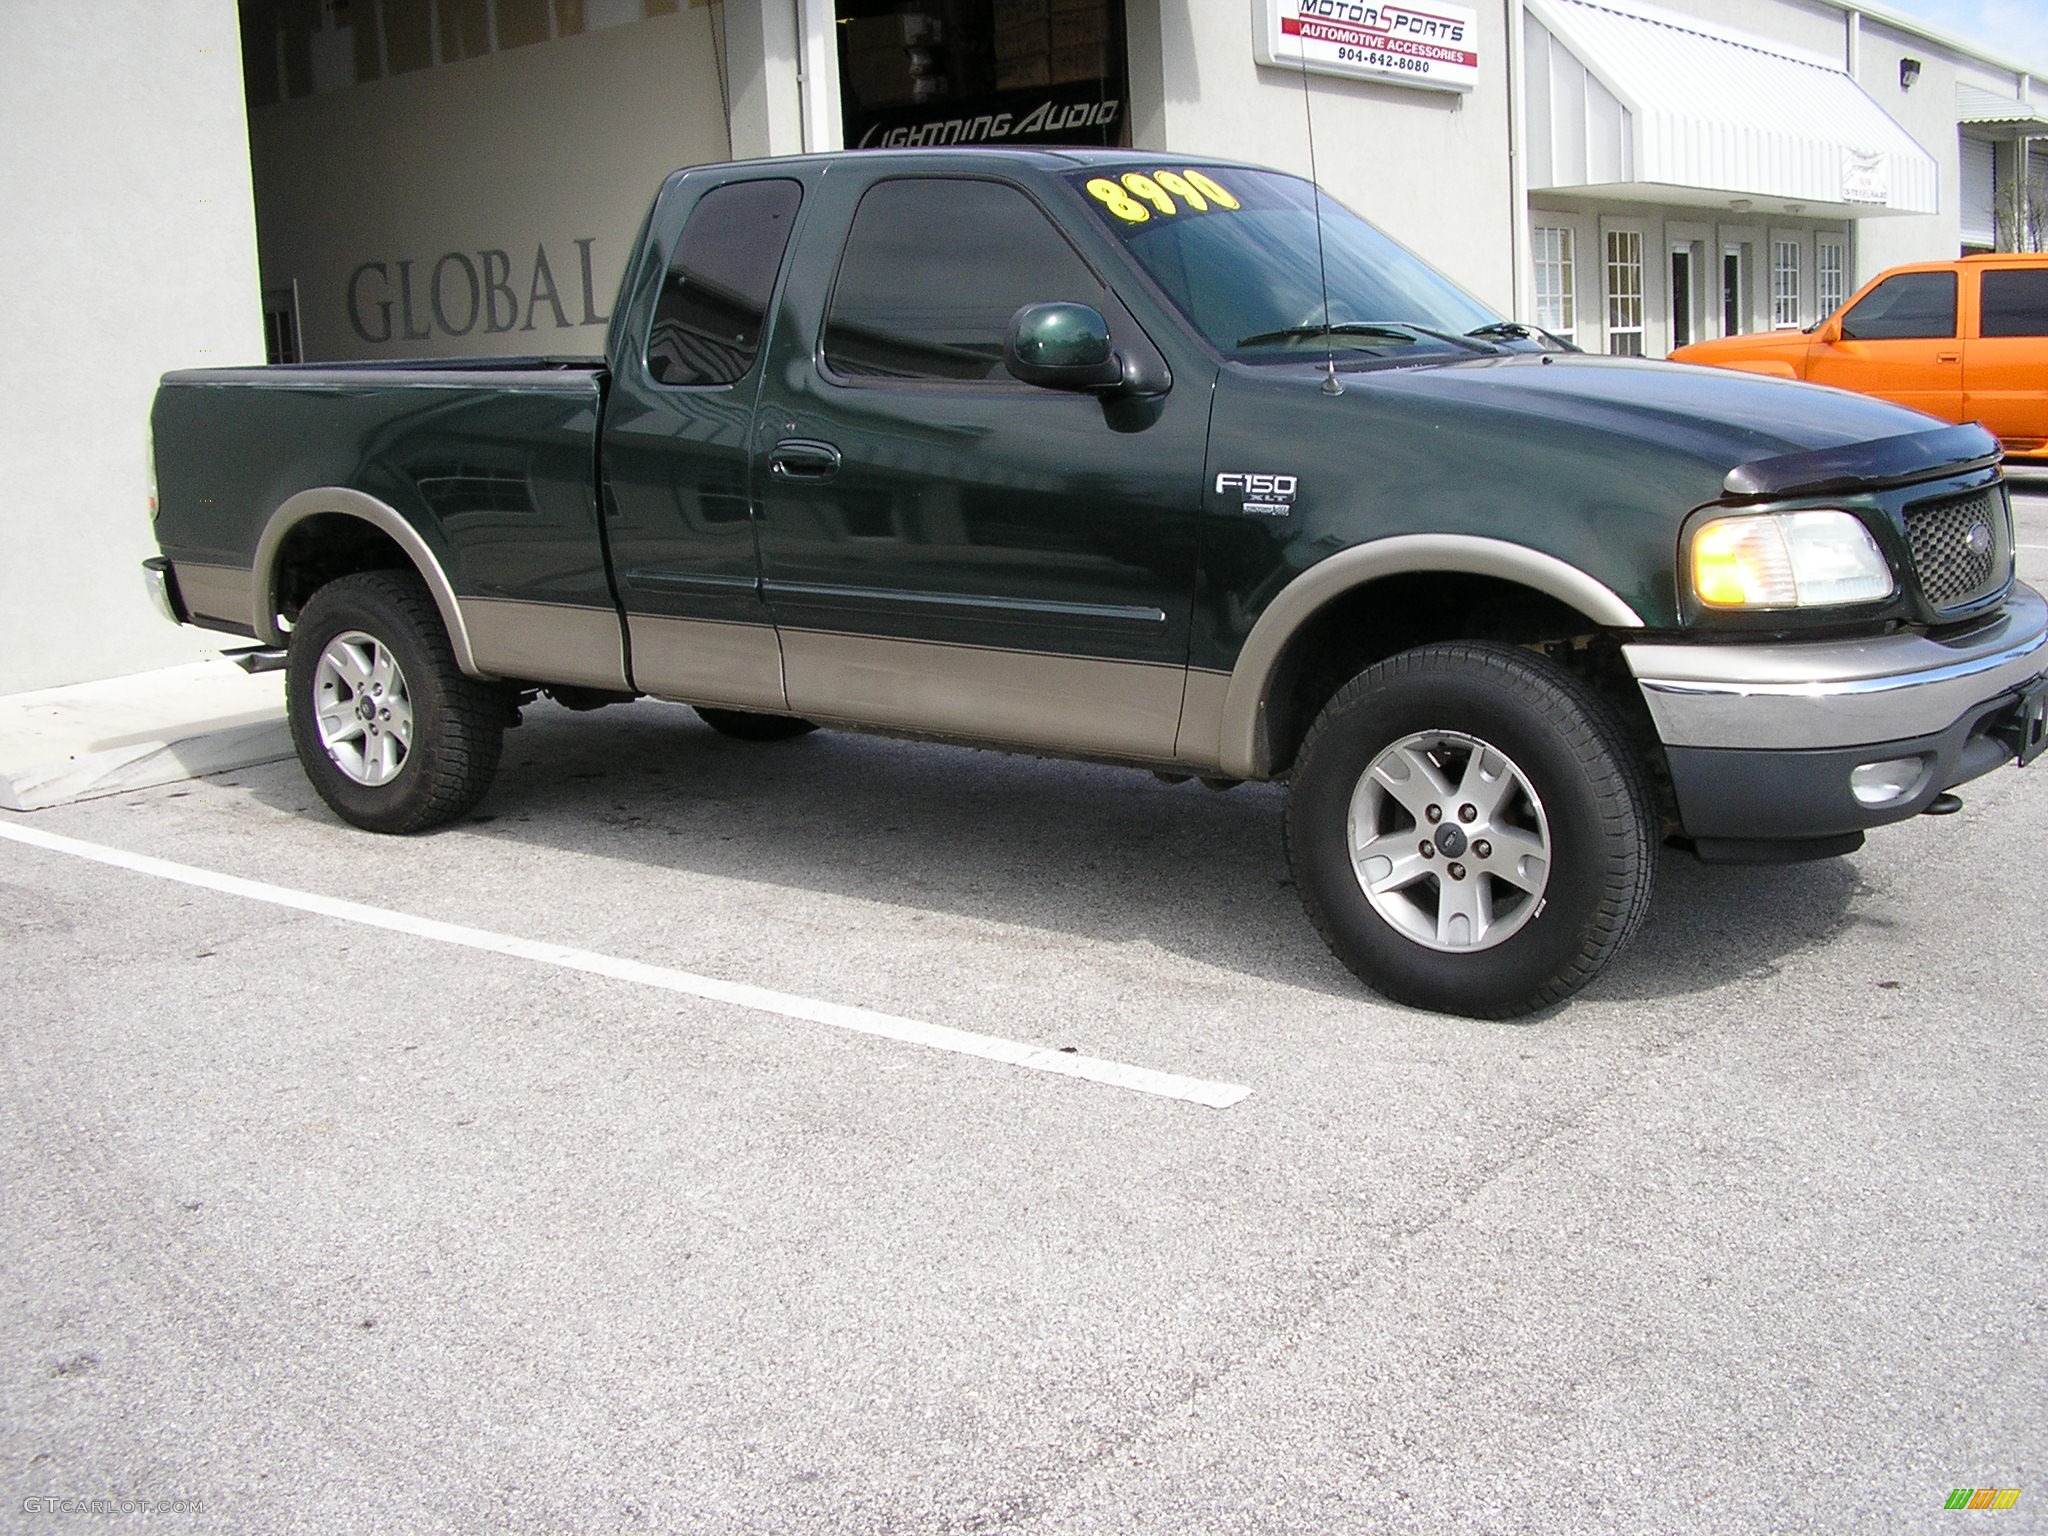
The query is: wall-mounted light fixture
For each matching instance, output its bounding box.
[1900,57,1921,90]
[1729,198,1753,213]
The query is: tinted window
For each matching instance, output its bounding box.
[824,179,1103,382]
[647,179,802,386]
[1840,271,1957,340]
[1980,268,2048,337]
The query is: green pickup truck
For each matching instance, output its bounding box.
[146,149,2048,1017]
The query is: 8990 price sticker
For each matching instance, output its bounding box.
[1084,169,1241,225]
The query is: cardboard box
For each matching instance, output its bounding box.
[1049,42,1109,81]
[842,13,940,52]
[1050,9,1108,48]
[994,19,1049,60]
[844,46,937,107]
[996,54,1051,89]
[992,0,1050,25]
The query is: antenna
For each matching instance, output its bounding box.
[1294,33,1343,397]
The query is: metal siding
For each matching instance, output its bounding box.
[1960,136,1995,247]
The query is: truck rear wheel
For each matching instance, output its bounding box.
[1284,642,1655,1018]
[286,570,507,834]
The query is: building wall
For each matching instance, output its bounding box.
[249,7,731,362]
[0,0,264,693]
[1127,0,1518,314]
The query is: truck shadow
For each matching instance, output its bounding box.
[251,698,1865,1010]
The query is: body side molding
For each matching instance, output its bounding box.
[252,488,487,677]
[1213,534,1645,778]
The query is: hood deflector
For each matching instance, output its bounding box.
[1722,424,2001,500]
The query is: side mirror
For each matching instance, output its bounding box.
[1004,303,1124,391]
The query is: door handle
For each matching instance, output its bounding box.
[1936,351,1960,364]
[769,439,842,482]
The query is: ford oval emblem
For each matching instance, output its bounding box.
[1966,520,1994,559]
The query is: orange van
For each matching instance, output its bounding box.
[1670,253,2048,461]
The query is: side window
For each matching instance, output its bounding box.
[1979,269,2048,337]
[823,178,1104,383]
[646,178,802,387]
[1840,271,1957,340]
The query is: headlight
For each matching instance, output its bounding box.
[1691,510,1893,608]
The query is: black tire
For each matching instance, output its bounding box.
[693,706,819,742]
[286,570,508,834]
[1284,642,1655,1019]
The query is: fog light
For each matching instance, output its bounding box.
[1850,756,1929,807]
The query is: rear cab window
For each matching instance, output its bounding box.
[647,179,803,387]
[1978,268,2048,337]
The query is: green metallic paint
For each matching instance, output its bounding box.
[746,161,1209,673]
[252,487,479,668]
[150,365,609,659]
[1214,535,1642,779]
[149,150,2015,777]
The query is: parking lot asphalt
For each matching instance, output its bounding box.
[3,480,2044,1535]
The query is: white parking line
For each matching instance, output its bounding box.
[0,821,1251,1110]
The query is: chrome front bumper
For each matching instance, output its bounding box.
[1624,583,2048,751]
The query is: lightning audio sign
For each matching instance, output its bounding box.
[1255,0,1481,93]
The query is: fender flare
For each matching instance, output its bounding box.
[252,487,488,677]
[1214,534,1645,778]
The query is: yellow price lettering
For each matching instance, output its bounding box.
[1120,173,1178,217]
[1152,171,1207,211]
[1182,169,1240,210]
[1087,176,1150,223]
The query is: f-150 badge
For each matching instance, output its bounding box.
[1216,472,1297,517]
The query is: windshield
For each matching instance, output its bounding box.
[1065,165,1503,363]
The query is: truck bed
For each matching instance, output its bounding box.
[151,359,610,643]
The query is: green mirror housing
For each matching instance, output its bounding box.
[1004,302,1124,391]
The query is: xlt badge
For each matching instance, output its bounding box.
[1216,471,1298,517]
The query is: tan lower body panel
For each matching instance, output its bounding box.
[628,613,788,711]
[464,598,629,689]
[1174,668,1230,771]
[174,562,255,632]
[782,629,1188,761]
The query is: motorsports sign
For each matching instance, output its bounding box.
[1256,0,1480,93]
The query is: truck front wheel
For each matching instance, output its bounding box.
[1285,642,1655,1018]
[286,570,507,834]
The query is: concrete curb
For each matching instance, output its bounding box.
[0,659,290,812]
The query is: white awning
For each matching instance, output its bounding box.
[1524,0,1938,216]
[1957,83,2048,130]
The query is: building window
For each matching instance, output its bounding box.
[1533,226,1576,333]
[1817,237,1846,316]
[1605,230,1643,356]
[1772,239,1802,328]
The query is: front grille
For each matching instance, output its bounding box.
[1904,487,2011,613]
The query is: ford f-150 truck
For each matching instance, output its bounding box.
[146,150,2048,1018]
